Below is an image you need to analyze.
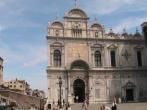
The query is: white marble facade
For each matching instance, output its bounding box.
[46,6,147,104]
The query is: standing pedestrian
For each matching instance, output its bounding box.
[76,96,79,102]
[62,99,65,107]
[52,101,56,110]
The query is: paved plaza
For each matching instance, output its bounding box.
[71,102,147,110]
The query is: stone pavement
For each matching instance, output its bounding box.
[71,102,147,110]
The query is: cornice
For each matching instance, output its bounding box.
[46,36,145,44]
[46,66,147,73]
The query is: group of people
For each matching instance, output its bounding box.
[81,99,117,110]
[100,102,117,110]
[100,98,117,110]
[51,100,71,110]
[46,98,117,110]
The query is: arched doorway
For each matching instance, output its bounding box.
[73,79,85,103]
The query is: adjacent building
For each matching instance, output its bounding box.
[141,22,147,47]
[3,79,31,94]
[46,5,147,104]
[32,89,45,98]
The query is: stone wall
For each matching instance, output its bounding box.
[0,89,45,109]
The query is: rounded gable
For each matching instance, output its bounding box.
[91,23,103,29]
[65,8,88,19]
[50,21,64,28]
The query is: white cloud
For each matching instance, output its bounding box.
[0,25,4,31]
[0,39,47,67]
[0,0,7,8]
[83,0,147,14]
[22,46,47,67]
[0,0,43,32]
[113,16,147,32]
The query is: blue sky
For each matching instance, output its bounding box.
[0,0,147,95]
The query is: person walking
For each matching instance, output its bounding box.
[111,102,117,110]
[82,100,88,110]
[100,105,105,110]
[105,106,111,110]
[67,102,71,110]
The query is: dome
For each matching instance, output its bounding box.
[65,7,88,19]
[50,21,63,28]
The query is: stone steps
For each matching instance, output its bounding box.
[70,103,147,110]
[71,103,82,110]
[71,103,111,110]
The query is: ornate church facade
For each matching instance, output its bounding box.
[46,6,147,104]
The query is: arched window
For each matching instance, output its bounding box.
[94,51,101,67]
[55,30,59,36]
[72,23,82,37]
[95,32,98,37]
[53,50,61,67]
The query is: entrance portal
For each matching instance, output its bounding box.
[126,89,134,101]
[73,79,85,103]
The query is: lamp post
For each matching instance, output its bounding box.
[58,76,62,109]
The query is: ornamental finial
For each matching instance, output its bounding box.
[94,17,98,22]
[55,12,59,20]
[74,0,79,8]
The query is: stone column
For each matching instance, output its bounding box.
[89,75,94,103]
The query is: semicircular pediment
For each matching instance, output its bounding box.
[91,23,103,29]
[66,8,88,18]
[51,21,63,28]
[70,59,89,70]
[92,43,103,48]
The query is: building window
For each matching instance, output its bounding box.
[53,50,61,67]
[94,51,101,67]
[55,30,59,36]
[95,32,98,37]
[110,50,116,67]
[72,23,82,37]
[137,51,142,67]
[95,89,100,98]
